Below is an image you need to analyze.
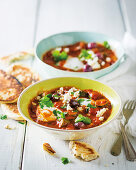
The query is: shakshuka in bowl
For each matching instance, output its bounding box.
[18,77,121,140]
[34,32,125,79]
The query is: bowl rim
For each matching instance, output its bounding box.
[34,31,125,75]
[17,77,122,132]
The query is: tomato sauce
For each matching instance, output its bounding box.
[42,41,117,72]
[29,87,112,130]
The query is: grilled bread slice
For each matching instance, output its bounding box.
[0,49,34,66]
[69,141,99,161]
[8,64,40,88]
[1,103,24,120]
[0,70,23,103]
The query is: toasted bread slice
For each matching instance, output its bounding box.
[0,70,23,103]
[8,64,40,88]
[0,49,34,66]
[1,103,25,120]
[69,141,99,161]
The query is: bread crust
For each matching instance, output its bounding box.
[0,70,23,103]
[69,141,99,161]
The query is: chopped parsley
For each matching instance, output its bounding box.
[61,157,70,165]
[18,121,25,124]
[87,103,96,108]
[53,110,66,119]
[77,98,85,104]
[61,105,67,109]
[103,41,110,49]
[79,49,93,60]
[39,94,53,109]
[75,114,91,124]
[52,50,68,62]
[53,94,60,99]
[71,92,74,95]
[0,114,7,120]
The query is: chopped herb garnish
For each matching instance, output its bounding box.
[61,105,67,109]
[18,121,25,124]
[79,49,93,60]
[71,92,74,95]
[46,93,52,98]
[61,157,70,165]
[53,110,66,119]
[0,114,7,120]
[53,94,60,99]
[73,109,78,112]
[52,50,68,62]
[77,98,85,104]
[87,103,96,108]
[103,41,110,49]
[39,95,54,109]
[75,114,91,124]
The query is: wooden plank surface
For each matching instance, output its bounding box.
[119,0,136,37]
[22,0,136,170]
[0,0,37,170]
[0,0,136,170]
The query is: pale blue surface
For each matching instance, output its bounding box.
[35,32,125,79]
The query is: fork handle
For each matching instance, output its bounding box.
[121,123,136,161]
[111,133,122,156]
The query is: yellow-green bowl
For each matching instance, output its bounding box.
[17,77,121,140]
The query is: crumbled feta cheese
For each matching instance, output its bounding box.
[92,62,101,69]
[87,56,101,69]
[101,61,105,66]
[80,99,91,106]
[67,104,73,111]
[96,108,108,117]
[64,48,69,53]
[55,47,62,51]
[74,91,80,98]
[87,50,95,58]
[99,116,104,121]
[58,87,64,95]
[106,57,111,62]
[63,92,71,103]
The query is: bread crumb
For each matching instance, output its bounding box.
[43,143,56,155]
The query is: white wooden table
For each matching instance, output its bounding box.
[0,0,136,170]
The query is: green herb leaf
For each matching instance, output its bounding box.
[61,105,67,109]
[75,114,91,124]
[79,49,93,60]
[46,94,52,98]
[77,98,85,104]
[53,110,57,116]
[18,121,25,124]
[0,115,7,120]
[52,50,68,62]
[53,110,66,119]
[53,94,60,99]
[71,92,74,95]
[61,157,70,165]
[39,95,54,109]
[87,103,96,108]
[103,41,110,49]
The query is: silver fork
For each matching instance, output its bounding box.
[111,100,136,161]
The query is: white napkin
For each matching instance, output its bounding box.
[99,32,136,137]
